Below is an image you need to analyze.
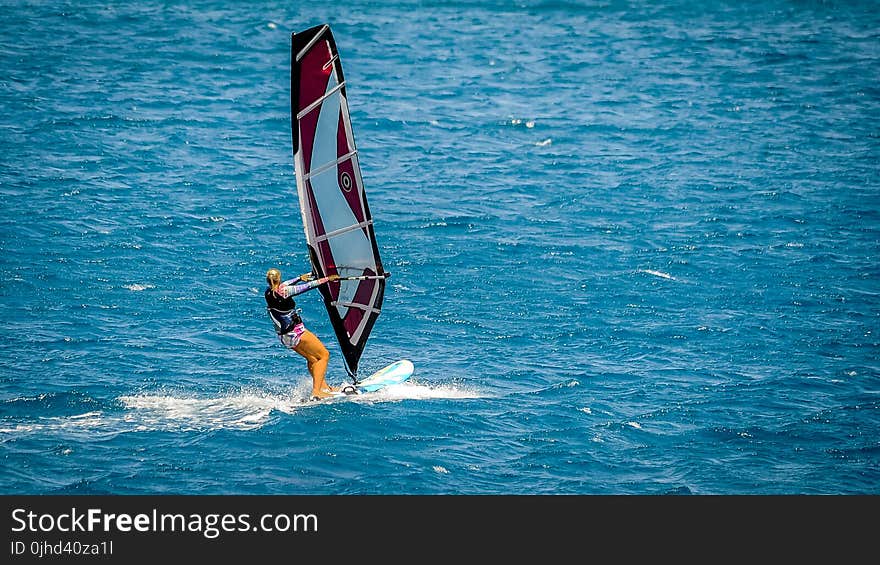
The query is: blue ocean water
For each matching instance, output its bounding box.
[1,0,878,495]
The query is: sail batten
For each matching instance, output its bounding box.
[295,24,328,62]
[331,301,382,313]
[296,81,346,120]
[291,25,386,380]
[315,220,374,242]
[304,150,358,180]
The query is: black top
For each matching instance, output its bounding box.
[265,287,303,335]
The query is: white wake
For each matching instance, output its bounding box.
[0,382,482,436]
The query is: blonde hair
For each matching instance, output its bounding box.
[266,268,281,288]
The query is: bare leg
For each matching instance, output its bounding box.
[293,330,335,398]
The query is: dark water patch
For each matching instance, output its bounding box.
[1,391,109,419]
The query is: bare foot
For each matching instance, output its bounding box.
[311,389,335,400]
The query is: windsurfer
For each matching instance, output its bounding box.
[265,268,340,399]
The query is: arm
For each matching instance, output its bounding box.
[278,274,339,298]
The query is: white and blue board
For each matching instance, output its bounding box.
[353,359,414,393]
[312,359,413,402]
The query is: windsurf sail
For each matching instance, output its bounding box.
[290,24,387,381]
